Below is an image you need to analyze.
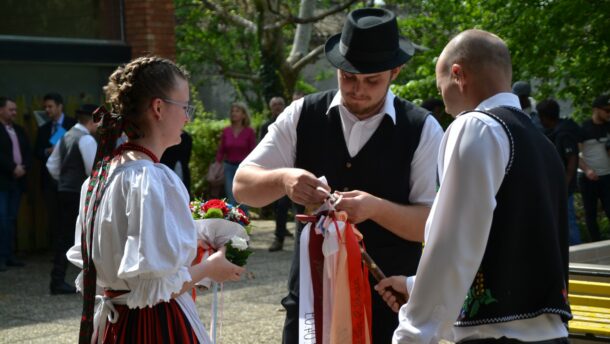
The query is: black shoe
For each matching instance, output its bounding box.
[6,258,24,267]
[268,239,284,252]
[284,230,294,238]
[50,281,77,295]
[0,261,6,272]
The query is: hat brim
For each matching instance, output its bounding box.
[324,33,415,74]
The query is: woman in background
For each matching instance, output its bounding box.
[215,102,256,211]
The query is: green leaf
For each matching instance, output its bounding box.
[469,300,480,318]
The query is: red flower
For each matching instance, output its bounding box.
[202,199,229,215]
[236,208,250,225]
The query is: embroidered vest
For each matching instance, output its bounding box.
[295,90,428,277]
[455,106,572,326]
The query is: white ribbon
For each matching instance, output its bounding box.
[298,224,315,344]
[92,293,127,344]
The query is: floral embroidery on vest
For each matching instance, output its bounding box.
[459,271,498,319]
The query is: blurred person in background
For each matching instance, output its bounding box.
[0,97,31,271]
[577,94,610,242]
[46,104,98,294]
[537,99,581,245]
[215,102,256,211]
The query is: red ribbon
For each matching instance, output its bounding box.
[345,222,372,343]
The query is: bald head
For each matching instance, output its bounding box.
[441,29,511,77]
[436,29,513,115]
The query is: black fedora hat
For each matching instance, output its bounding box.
[325,7,415,74]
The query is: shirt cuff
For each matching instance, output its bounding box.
[406,275,416,295]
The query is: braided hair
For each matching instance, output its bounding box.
[78,56,189,344]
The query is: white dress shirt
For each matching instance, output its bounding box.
[394,93,567,343]
[46,123,97,181]
[241,90,444,205]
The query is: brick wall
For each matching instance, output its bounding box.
[124,0,176,60]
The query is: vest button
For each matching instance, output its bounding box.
[346,162,352,168]
[343,187,349,191]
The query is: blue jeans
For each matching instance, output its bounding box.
[0,185,22,262]
[567,194,581,245]
[223,161,248,214]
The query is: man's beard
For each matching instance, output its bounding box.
[342,82,390,119]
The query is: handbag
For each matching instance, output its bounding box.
[206,161,224,186]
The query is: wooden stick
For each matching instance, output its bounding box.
[360,248,407,307]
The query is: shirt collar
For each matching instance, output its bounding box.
[327,89,397,124]
[54,113,65,126]
[476,92,522,112]
[74,123,89,134]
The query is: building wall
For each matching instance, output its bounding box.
[124,0,176,60]
[1,0,177,252]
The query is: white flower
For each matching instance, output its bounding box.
[229,236,248,250]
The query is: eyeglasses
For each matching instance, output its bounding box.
[161,98,195,121]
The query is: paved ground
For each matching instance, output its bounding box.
[0,220,295,344]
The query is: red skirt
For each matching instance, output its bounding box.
[100,299,199,344]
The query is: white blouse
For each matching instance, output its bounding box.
[67,160,197,309]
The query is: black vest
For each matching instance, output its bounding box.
[58,126,88,193]
[295,90,429,277]
[455,107,572,326]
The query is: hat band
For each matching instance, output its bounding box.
[339,40,398,63]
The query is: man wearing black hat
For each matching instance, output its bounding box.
[577,94,610,242]
[46,104,98,294]
[233,7,442,343]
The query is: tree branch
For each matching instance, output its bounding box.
[291,44,324,72]
[200,0,258,32]
[264,0,358,30]
[219,68,260,81]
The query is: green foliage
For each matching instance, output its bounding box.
[388,0,610,119]
[185,94,228,197]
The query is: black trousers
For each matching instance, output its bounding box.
[578,173,610,242]
[459,337,569,344]
[50,191,80,285]
[281,223,405,344]
[274,196,292,241]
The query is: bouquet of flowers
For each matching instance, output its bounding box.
[190,198,252,267]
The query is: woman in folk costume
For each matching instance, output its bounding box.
[67,56,244,344]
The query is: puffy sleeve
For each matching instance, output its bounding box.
[117,165,197,309]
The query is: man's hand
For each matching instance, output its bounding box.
[374,275,409,313]
[334,190,380,224]
[585,169,599,181]
[281,169,329,206]
[13,164,26,178]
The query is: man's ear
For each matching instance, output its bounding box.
[451,63,466,90]
[390,65,403,81]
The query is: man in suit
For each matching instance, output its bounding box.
[34,92,76,293]
[0,97,31,271]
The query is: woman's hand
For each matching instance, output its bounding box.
[205,250,245,283]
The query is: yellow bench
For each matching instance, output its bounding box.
[569,280,610,339]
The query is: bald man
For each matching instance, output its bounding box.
[376,29,572,343]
